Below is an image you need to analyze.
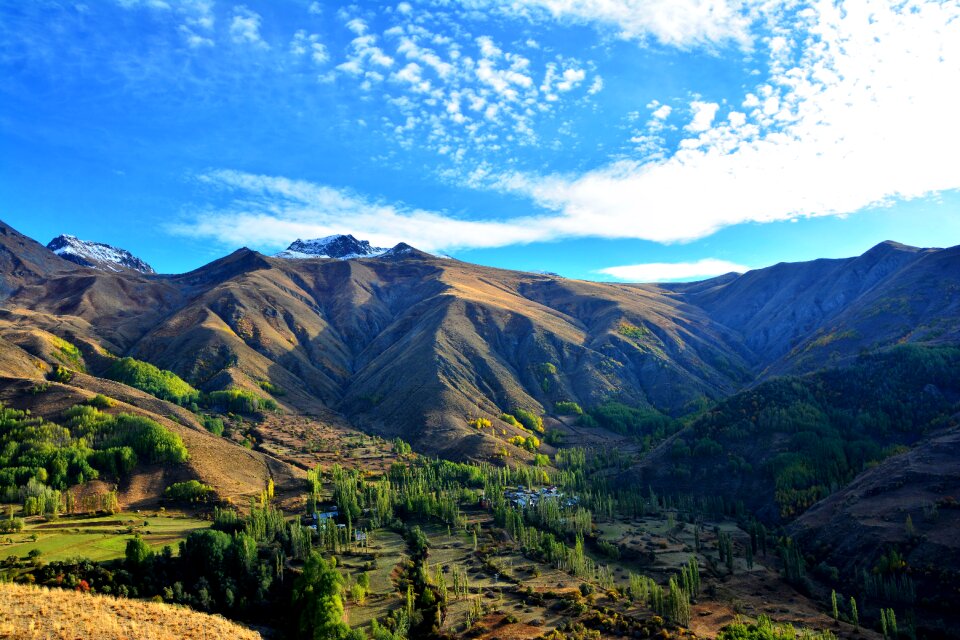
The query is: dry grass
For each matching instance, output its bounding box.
[0,583,261,640]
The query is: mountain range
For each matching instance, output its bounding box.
[2,222,958,462]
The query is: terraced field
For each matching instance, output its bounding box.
[0,512,209,563]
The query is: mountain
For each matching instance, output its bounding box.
[0,220,958,464]
[629,345,960,522]
[46,234,156,274]
[0,222,79,301]
[789,424,960,631]
[664,240,959,376]
[275,234,389,259]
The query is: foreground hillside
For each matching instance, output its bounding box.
[0,582,262,639]
[632,345,960,522]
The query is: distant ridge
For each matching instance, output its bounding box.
[275,234,388,259]
[47,234,155,274]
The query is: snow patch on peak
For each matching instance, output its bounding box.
[47,235,155,274]
[275,234,389,260]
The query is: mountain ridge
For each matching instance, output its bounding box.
[0,220,958,461]
[46,234,156,274]
[275,234,389,260]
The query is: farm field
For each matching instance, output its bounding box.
[0,512,209,563]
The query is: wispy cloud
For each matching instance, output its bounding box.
[328,8,599,156]
[474,0,960,243]
[229,6,268,49]
[598,258,749,282]
[170,170,549,251]
[450,0,764,50]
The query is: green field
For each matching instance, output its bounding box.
[0,512,210,563]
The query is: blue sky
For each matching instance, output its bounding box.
[2,0,959,281]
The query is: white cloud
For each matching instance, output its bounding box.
[171,170,548,251]
[477,0,960,244]
[598,258,749,282]
[291,30,329,65]
[308,1,323,15]
[685,100,718,132]
[650,104,671,121]
[179,26,214,48]
[555,67,585,92]
[453,0,763,50]
[230,6,268,48]
[115,0,216,47]
[330,13,597,155]
[114,0,172,9]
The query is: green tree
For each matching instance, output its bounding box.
[293,553,350,640]
[125,534,152,567]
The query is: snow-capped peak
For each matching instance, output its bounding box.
[47,234,155,274]
[275,234,389,260]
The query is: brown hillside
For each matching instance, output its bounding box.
[0,377,303,509]
[1,218,959,461]
[0,582,262,639]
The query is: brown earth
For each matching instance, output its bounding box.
[0,582,262,639]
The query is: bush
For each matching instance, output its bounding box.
[0,518,25,533]
[538,363,558,376]
[201,414,225,436]
[257,380,285,396]
[86,394,115,409]
[48,365,74,383]
[580,402,676,439]
[513,408,544,433]
[165,480,215,503]
[499,413,520,427]
[106,414,188,464]
[508,435,541,452]
[555,401,583,416]
[205,389,276,415]
[105,357,199,405]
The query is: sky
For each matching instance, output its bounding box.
[1,0,960,281]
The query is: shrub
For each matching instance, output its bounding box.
[0,518,24,533]
[165,480,215,503]
[86,394,116,409]
[105,357,199,405]
[513,408,544,433]
[579,402,676,439]
[508,435,541,452]
[555,401,583,416]
[469,417,492,429]
[499,413,520,427]
[257,380,285,395]
[205,389,276,415]
[201,415,225,437]
[51,337,85,370]
[617,321,651,340]
[48,365,74,383]
[106,413,188,464]
[538,363,558,376]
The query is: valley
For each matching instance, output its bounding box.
[0,221,956,639]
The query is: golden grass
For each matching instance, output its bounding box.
[0,582,261,640]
